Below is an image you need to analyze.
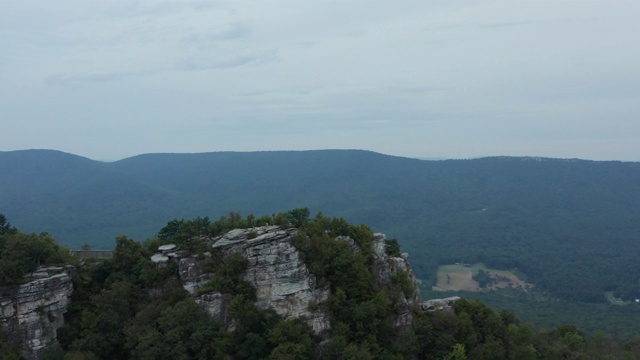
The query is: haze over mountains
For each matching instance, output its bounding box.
[3,149,640,305]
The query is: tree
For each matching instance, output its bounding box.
[287,208,310,227]
[126,298,227,359]
[447,343,467,360]
[110,236,149,284]
[0,231,74,285]
[72,281,138,359]
[385,239,402,257]
[0,214,17,236]
[157,219,183,240]
[0,330,21,360]
[267,318,315,360]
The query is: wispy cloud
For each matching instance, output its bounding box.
[176,49,280,71]
[478,20,545,28]
[208,24,250,41]
[3,0,640,161]
[477,17,592,29]
[44,70,161,86]
[175,55,259,71]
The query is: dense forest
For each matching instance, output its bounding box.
[2,212,640,359]
[2,149,640,323]
[0,214,76,285]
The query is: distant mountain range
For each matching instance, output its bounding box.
[0,149,460,247]
[3,149,640,303]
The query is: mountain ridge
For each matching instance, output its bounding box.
[3,148,640,305]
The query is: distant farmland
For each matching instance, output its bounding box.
[433,263,532,292]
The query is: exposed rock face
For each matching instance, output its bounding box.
[0,266,74,360]
[421,296,461,312]
[179,226,330,333]
[176,226,423,335]
[371,233,421,327]
[179,255,214,295]
[178,226,331,334]
[195,292,235,328]
[215,226,331,330]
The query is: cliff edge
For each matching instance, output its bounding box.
[0,266,73,360]
[155,225,421,335]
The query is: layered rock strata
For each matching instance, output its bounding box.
[179,226,331,334]
[0,266,74,360]
[421,296,461,312]
[177,226,422,335]
[371,233,421,327]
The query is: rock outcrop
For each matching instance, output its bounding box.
[371,232,421,327]
[0,266,74,360]
[421,296,461,312]
[175,226,422,335]
[178,226,331,334]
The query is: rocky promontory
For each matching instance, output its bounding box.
[161,225,421,335]
[0,266,74,360]
[1,224,423,358]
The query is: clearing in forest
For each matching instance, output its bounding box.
[433,263,533,292]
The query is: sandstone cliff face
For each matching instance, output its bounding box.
[176,226,421,335]
[0,266,74,360]
[372,232,420,299]
[0,225,423,359]
[179,226,331,334]
[371,232,421,327]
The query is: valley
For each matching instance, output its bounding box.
[3,149,640,339]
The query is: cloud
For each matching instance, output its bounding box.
[477,20,550,29]
[41,52,277,86]
[44,70,161,86]
[2,0,640,161]
[175,52,277,72]
[179,56,256,71]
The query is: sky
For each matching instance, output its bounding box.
[1,1,639,162]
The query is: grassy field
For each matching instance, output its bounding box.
[433,263,532,292]
[604,291,636,305]
[426,266,640,341]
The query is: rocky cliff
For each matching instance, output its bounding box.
[168,225,421,335]
[371,232,421,327]
[0,266,74,360]
[176,226,332,334]
[0,225,424,359]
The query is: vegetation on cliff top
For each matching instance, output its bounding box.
[0,214,76,286]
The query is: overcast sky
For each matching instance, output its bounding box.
[1,1,639,161]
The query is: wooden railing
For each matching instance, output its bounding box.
[69,249,114,260]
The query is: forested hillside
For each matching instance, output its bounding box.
[2,149,640,306]
[3,213,640,360]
